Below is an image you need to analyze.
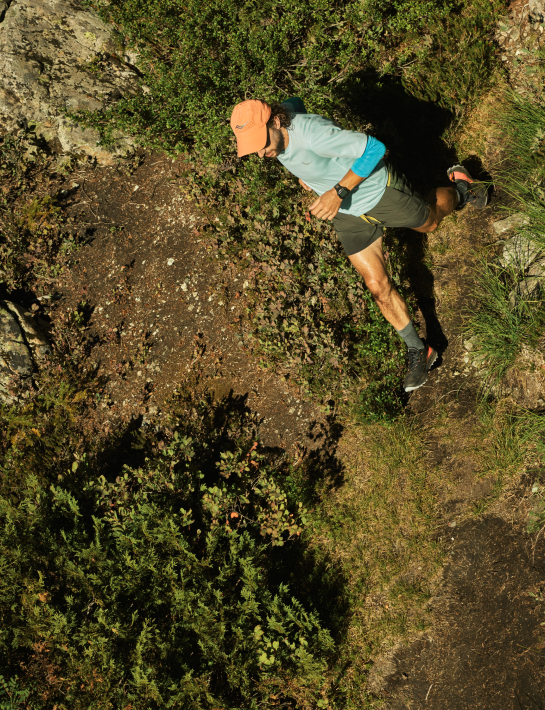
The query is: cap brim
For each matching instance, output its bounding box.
[236,124,268,157]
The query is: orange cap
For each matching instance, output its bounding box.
[230,100,271,157]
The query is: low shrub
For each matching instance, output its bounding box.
[0,130,81,294]
[0,392,337,709]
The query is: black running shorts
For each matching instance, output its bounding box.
[332,166,430,256]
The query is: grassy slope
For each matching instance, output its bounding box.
[310,82,545,705]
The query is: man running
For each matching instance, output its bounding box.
[230,98,488,391]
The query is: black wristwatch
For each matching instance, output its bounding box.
[334,183,350,199]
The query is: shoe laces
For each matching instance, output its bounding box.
[406,347,424,372]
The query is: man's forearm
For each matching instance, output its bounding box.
[338,169,365,192]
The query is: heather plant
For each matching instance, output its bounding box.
[0,129,81,293]
[0,392,336,709]
[73,0,505,419]
[80,0,505,154]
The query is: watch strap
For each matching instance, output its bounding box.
[334,183,350,199]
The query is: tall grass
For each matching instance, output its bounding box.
[466,93,545,385]
[497,93,545,248]
[467,259,545,385]
[309,417,442,706]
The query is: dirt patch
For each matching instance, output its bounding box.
[382,517,545,710]
[52,153,329,451]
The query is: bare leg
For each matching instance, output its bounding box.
[414,186,458,233]
[349,237,411,331]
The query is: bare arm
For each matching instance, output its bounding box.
[307,170,365,220]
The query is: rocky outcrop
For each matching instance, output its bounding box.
[496,0,545,96]
[0,0,142,165]
[0,300,51,403]
[501,345,545,410]
[530,0,545,23]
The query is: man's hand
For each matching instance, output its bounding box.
[309,188,342,221]
[299,178,312,191]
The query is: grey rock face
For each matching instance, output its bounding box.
[0,0,141,165]
[0,300,51,403]
[500,234,542,270]
[529,0,545,22]
[492,213,530,236]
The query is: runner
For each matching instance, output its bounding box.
[230,98,488,391]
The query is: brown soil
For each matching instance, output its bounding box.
[385,517,545,710]
[54,152,329,452]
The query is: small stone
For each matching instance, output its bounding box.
[449,522,456,527]
[500,234,541,270]
[493,213,529,235]
[509,276,543,307]
[528,257,545,278]
[167,258,174,266]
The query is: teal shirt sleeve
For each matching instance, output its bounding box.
[351,135,386,178]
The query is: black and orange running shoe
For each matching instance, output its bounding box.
[447,165,489,209]
[403,344,438,392]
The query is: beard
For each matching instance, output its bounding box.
[265,126,286,157]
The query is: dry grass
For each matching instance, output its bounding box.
[310,396,544,705]
[450,81,509,164]
[310,417,444,704]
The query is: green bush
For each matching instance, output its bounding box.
[81,0,504,153]
[0,676,31,710]
[0,394,335,709]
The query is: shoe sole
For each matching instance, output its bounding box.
[447,165,489,209]
[404,349,438,392]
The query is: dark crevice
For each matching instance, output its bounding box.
[1,300,43,376]
[0,0,13,24]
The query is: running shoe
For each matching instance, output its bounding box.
[447,165,489,209]
[403,344,438,392]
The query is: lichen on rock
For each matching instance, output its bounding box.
[0,300,51,403]
[0,0,141,165]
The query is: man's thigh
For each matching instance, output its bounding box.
[348,237,388,285]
